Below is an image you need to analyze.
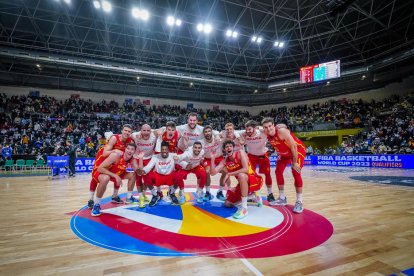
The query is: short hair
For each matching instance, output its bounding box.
[222,140,235,150]
[193,141,202,147]
[261,117,274,125]
[126,142,137,149]
[225,122,234,129]
[166,121,176,129]
[122,124,133,130]
[203,125,212,132]
[187,112,198,119]
[160,141,170,149]
[245,120,258,128]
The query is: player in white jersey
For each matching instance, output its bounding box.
[130,124,159,206]
[220,122,244,152]
[175,142,207,204]
[238,120,276,205]
[200,125,226,201]
[136,141,180,206]
[176,112,205,152]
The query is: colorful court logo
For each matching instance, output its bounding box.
[70,188,333,258]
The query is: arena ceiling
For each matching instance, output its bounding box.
[0,0,414,105]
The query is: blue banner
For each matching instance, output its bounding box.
[269,155,414,169]
[47,157,95,173]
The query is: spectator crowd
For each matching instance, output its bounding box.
[0,92,413,165]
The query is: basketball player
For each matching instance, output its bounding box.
[238,120,276,205]
[200,125,225,201]
[176,112,205,152]
[261,118,306,213]
[175,142,207,204]
[210,141,263,219]
[131,124,159,206]
[90,143,136,216]
[87,124,133,208]
[136,141,180,206]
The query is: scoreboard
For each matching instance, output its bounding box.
[300,60,340,83]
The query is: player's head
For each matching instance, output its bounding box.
[245,120,258,137]
[166,121,176,137]
[187,112,198,129]
[225,123,235,136]
[160,141,170,158]
[203,125,213,140]
[261,117,275,135]
[121,124,133,139]
[124,143,137,159]
[222,140,235,156]
[193,141,202,155]
[140,124,151,139]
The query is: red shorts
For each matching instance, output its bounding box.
[135,158,151,186]
[143,171,177,187]
[92,170,126,189]
[248,153,271,174]
[226,174,263,204]
[203,156,224,168]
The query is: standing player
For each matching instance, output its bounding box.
[137,141,180,206]
[176,142,207,204]
[200,126,226,201]
[238,120,276,205]
[176,112,205,152]
[261,118,306,213]
[155,121,180,154]
[210,141,263,219]
[87,124,133,208]
[91,143,137,216]
[131,124,159,205]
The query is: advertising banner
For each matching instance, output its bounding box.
[269,155,413,169]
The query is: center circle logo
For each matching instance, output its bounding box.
[70,188,333,258]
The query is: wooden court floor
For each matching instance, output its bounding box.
[0,166,413,275]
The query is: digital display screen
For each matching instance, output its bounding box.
[300,60,340,83]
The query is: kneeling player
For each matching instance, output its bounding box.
[91,143,137,216]
[210,140,263,219]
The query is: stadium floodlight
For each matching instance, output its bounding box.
[132,8,150,20]
[254,89,258,93]
[278,42,284,48]
[63,0,71,4]
[226,30,238,38]
[203,24,212,34]
[93,0,101,9]
[36,64,41,68]
[257,37,263,43]
[167,16,182,27]
[167,16,175,26]
[189,82,194,87]
[196,23,203,32]
[251,36,257,42]
[274,41,279,47]
[101,1,112,13]
[141,9,149,21]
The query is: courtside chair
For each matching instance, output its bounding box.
[24,160,35,172]
[15,159,25,171]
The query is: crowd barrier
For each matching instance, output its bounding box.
[47,154,413,174]
[270,155,414,169]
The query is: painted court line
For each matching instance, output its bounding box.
[240,258,263,276]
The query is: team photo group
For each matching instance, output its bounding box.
[88,112,306,219]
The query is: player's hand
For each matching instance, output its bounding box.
[222,174,230,185]
[185,164,192,170]
[210,150,216,159]
[136,151,145,159]
[136,168,144,176]
[292,163,301,173]
[183,136,189,147]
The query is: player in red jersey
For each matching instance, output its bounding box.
[261,117,306,213]
[90,143,137,216]
[210,140,263,219]
[87,124,134,208]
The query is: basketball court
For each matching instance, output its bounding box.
[1,166,413,275]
